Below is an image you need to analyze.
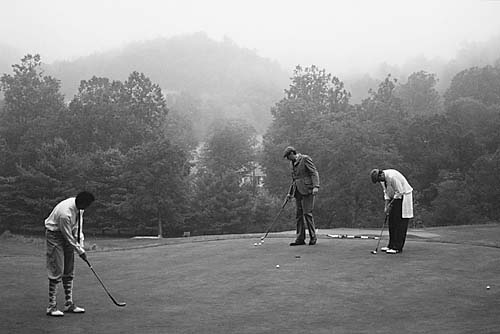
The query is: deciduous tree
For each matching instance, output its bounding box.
[396,71,442,116]
[0,54,66,156]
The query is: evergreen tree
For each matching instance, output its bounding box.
[119,138,190,237]
[189,118,257,234]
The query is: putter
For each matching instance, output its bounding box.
[260,195,290,241]
[371,199,394,254]
[371,214,389,254]
[82,257,126,307]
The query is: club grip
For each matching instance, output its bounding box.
[83,257,91,267]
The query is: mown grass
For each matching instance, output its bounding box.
[1,224,499,334]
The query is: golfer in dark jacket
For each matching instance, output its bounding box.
[283,146,320,246]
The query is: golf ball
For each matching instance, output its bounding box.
[486,285,490,290]
[254,243,258,246]
[276,265,280,268]
[258,242,262,246]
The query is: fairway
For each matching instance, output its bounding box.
[1,226,500,334]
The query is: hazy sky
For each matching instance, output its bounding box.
[1,0,500,74]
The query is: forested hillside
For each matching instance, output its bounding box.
[344,34,500,103]
[262,65,500,229]
[1,35,500,238]
[45,33,289,135]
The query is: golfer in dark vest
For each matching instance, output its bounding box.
[283,146,320,246]
[370,169,413,254]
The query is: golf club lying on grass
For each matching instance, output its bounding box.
[371,199,394,255]
[260,194,290,242]
[82,257,126,307]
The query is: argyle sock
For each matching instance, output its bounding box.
[62,278,73,306]
[48,279,59,308]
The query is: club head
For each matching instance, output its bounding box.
[371,250,377,254]
[116,302,127,307]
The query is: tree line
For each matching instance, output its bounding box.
[1,55,499,237]
[262,64,500,229]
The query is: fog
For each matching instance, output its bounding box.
[1,0,500,74]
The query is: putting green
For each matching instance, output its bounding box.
[1,227,499,334]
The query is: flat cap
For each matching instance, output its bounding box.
[370,169,381,183]
[283,146,296,158]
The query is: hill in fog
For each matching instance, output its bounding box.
[43,33,289,134]
[3,33,500,132]
[344,34,500,103]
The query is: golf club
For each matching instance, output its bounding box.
[371,199,394,254]
[260,194,290,241]
[371,214,388,254]
[82,257,126,307]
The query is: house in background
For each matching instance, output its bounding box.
[240,162,265,189]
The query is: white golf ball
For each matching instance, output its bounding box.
[258,242,262,246]
[486,285,490,290]
[254,243,258,246]
[276,265,280,268]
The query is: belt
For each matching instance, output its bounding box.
[46,228,62,234]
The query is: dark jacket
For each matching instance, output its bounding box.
[289,154,320,196]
